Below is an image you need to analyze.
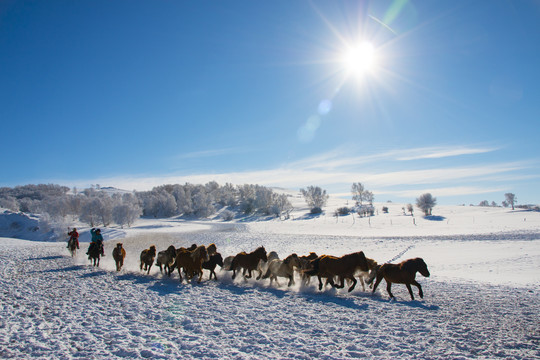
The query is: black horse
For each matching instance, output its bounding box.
[87,242,102,267]
[202,253,224,280]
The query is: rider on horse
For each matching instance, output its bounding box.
[67,228,80,249]
[87,228,105,256]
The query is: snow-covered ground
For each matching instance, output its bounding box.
[1,199,539,359]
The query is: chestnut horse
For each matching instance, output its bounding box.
[112,243,126,271]
[370,257,430,300]
[140,245,157,274]
[231,246,268,280]
[305,251,370,292]
[175,245,209,283]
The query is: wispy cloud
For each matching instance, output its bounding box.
[396,146,499,161]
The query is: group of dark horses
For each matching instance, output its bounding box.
[79,242,430,300]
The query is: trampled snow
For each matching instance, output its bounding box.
[0,200,539,359]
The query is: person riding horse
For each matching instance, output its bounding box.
[86,228,105,257]
[67,228,79,249]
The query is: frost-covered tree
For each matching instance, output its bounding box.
[271,193,293,218]
[504,193,516,210]
[301,186,329,214]
[80,197,102,227]
[416,193,437,216]
[112,193,141,228]
[479,200,490,207]
[0,196,19,211]
[238,184,257,214]
[407,203,414,216]
[192,191,215,218]
[351,182,365,206]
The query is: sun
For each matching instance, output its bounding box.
[342,41,376,75]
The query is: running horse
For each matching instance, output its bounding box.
[304,251,370,292]
[87,243,101,267]
[231,246,268,280]
[370,257,430,300]
[67,238,78,257]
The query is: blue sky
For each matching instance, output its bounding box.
[1,0,539,205]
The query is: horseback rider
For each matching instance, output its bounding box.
[67,228,80,249]
[87,228,105,256]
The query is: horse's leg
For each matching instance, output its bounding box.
[411,280,423,299]
[386,281,394,299]
[371,274,384,295]
[288,275,294,287]
[232,268,237,280]
[246,269,252,279]
[335,276,345,289]
[177,265,183,283]
[348,277,357,292]
[405,284,415,300]
[359,277,366,291]
[147,263,152,275]
[318,275,323,290]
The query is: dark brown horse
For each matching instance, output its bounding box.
[231,246,268,280]
[112,243,126,271]
[175,245,209,283]
[87,243,101,267]
[202,252,224,280]
[370,257,430,300]
[304,251,369,292]
[140,245,157,274]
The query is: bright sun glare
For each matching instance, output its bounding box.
[343,42,376,75]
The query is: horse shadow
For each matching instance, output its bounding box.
[80,270,108,278]
[368,292,439,310]
[25,255,64,261]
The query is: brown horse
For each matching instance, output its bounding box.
[304,251,370,292]
[140,245,157,274]
[112,243,126,271]
[231,246,268,280]
[175,245,209,283]
[156,245,177,276]
[207,243,217,256]
[298,252,318,285]
[370,257,430,300]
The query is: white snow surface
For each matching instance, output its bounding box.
[1,200,539,359]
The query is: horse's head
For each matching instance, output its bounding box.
[415,258,430,277]
[255,246,267,262]
[193,245,209,262]
[116,243,123,249]
[149,245,157,255]
[207,243,217,256]
[214,253,224,267]
[284,253,300,268]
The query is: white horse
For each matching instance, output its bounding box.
[263,253,301,287]
[256,251,279,280]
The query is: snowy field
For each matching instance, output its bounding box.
[1,200,539,359]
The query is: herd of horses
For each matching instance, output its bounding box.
[84,242,430,300]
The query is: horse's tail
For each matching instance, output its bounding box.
[303,257,320,276]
